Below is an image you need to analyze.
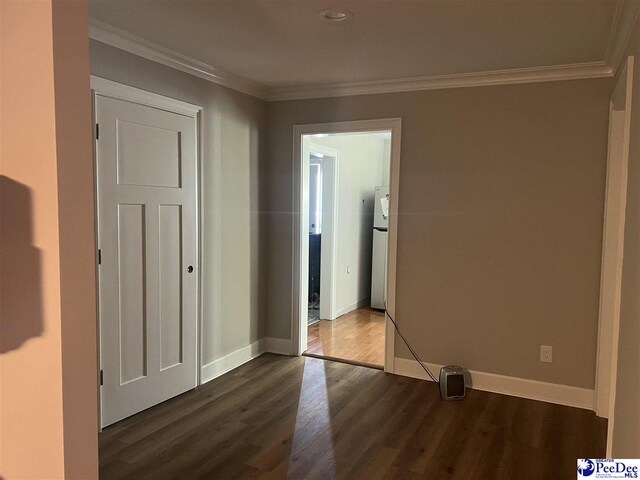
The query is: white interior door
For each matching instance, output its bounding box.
[96,94,198,427]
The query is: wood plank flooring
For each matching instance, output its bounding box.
[100,354,607,480]
[306,307,385,367]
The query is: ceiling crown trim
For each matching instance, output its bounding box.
[266,62,613,101]
[89,18,268,100]
[90,2,639,103]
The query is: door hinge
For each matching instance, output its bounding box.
[97,249,102,265]
[96,123,99,140]
[99,369,104,386]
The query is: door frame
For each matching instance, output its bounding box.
[90,76,203,427]
[594,56,634,425]
[292,118,402,373]
[308,143,339,321]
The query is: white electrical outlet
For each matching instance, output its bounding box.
[346,266,351,274]
[540,345,553,363]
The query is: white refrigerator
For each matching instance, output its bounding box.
[371,186,389,310]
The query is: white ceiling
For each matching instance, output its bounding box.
[88,0,633,99]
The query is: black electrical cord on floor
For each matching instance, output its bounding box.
[384,304,440,385]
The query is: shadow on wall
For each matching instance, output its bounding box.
[0,176,43,353]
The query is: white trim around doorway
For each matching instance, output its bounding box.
[291,118,402,373]
[308,143,339,322]
[594,57,634,429]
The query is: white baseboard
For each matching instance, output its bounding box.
[200,339,266,384]
[200,337,293,384]
[335,298,371,317]
[394,357,595,411]
[264,337,292,355]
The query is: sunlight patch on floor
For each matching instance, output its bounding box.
[288,358,335,477]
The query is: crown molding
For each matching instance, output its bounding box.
[89,17,619,103]
[266,62,613,101]
[88,18,268,100]
[604,0,640,75]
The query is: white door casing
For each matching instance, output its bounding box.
[94,79,201,427]
[595,56,634,427]
[298,136,311,354]
[309,143,339,321]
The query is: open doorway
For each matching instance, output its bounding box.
[292,119,402,372]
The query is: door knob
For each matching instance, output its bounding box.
[187,265,194,273]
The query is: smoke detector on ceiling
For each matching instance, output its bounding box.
[319,8,354,22]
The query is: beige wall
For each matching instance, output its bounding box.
[612,16,640,457]
[0,0,98,478]
[89,41,267,366]
[266,79,613,388]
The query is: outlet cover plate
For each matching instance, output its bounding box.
[540,345,553,363]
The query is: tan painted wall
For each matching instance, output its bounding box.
[266,79,613,388]
[0,0,98,478]
[612,15,640,457]
[89,41,268,366]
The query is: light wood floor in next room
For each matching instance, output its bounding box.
[306,307,386,367]
[99,354,607,480]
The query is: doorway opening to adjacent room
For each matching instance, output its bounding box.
[292,119,402,372]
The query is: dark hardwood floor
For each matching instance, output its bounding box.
[100,354,606,480]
